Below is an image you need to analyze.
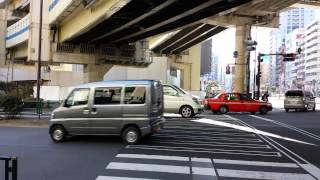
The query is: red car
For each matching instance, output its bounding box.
[203,93,272,114]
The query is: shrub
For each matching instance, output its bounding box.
[0,95,24,118]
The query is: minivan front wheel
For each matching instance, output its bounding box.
[122,127,141,145]
[180,106,194,118]
[50,125,67,143]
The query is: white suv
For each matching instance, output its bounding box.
[163,84,203,118]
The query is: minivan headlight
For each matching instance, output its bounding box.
[51,113,55,119]
[192,97,200,105]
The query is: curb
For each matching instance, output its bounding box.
[0,119,49,128]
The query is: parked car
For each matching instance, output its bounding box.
[162,84,203,118]
[49,80,165,144]
[284,90,316,112]
[204,92,272,114]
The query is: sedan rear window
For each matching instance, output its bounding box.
[285,91,303,97]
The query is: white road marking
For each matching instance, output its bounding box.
[300,164,320,179]
[192,167,216,176]
[191,158,212,163]
[106,162,190,174]
[96,176,160,180]
[225,115,320,180]
[116,154,188,161]
[193,118,316,146]
[154,134,262,142]
[159,129,255,137]
[152,139,270,148]
[217,169,315,180]
[213,159,299,168]
[152,140,271,149]
[126,145,281,157]
[250,115,320,142]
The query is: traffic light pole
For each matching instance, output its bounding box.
[256,55,261,100]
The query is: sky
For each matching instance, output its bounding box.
[211,27,272,66]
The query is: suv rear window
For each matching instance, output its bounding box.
[285,91,303,97]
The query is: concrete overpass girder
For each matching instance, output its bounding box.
[59,0,130,42]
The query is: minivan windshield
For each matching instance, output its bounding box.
[285,91,303,97]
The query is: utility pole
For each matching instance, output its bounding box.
[36,0,44,119]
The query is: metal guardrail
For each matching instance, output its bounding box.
[0,156,18,180]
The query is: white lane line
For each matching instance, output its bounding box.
[225,115,320,180]
[96,176,160,180]
[213,159,299,168]
[126,145,281,157]
[152,139,269,148]
[217,169,315,180]
[152,140,271,149]
[193,117,316,146]
[192,167,216,176]
[116,154,188,161]
[126,146,279,157]
[106,162,190,174]
[250,115,320,142]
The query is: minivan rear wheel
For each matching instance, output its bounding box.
[122,127,141,145]
[50,125,67,143]
[180,106,194,118]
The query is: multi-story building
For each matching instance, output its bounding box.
[270,8,315,93]
[304,20,320,95]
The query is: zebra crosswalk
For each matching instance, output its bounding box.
[95,115,318,180]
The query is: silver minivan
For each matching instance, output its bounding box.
[163,84,203,118]
[49,80,165,144]
[284,90,316,112]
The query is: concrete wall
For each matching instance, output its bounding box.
[105,57,169,82]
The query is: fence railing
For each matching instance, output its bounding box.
[0,156,18,180]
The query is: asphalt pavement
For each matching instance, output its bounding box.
[0,109,320,180]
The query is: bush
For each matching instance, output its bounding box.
[0,95,24,118]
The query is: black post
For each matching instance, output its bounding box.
[36,0,44,119]
[11,157,18,180]
[5,159,9,180]
[256,55,261,100]
[246,51,251,95]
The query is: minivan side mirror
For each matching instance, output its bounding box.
[64,100,71,108]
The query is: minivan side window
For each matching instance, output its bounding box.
[94,87,122,105]
[65,88,90,107]
[124,86,146,104]
[163,86,179,96]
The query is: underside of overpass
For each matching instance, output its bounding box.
[65,0,251,45]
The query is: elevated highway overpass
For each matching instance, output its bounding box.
[2,0,319,90]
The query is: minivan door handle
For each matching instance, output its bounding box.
[91,108,98,115]
[83,108,90,115]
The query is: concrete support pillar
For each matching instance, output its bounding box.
[234,25,250,93]
[28,0,51,62]
[0,9,7,67]
[83,63,113,83]
[189,44,201,91]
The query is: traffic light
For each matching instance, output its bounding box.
[226,65,231,74]
[233,51,238,58]
[283,53,297,62]
[244,39,257,51]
